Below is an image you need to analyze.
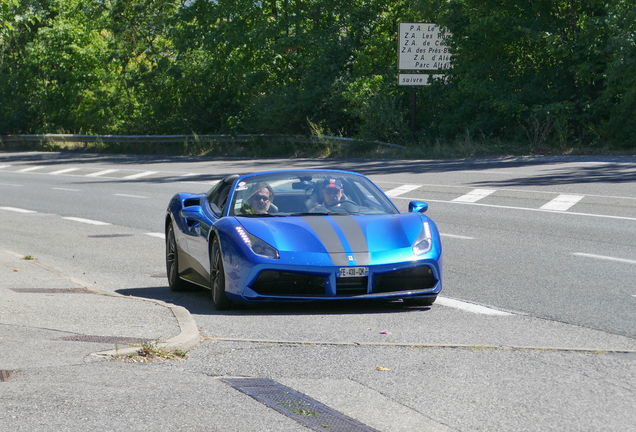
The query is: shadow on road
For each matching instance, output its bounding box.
[115,286,433,317]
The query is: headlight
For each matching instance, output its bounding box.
[412,221,432,255]
[236,226,280,259]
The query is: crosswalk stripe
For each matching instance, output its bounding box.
[384,184,421,197]
[452,189,496,203]
[540,194,584,211]
[86,169,119,177]
[50,168,80,175]
[17,166,44,172]
[123,171,157,180]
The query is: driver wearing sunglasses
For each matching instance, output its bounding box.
[321,179,344,207]
[247,182,274,214]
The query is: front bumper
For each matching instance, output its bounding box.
[237,261,442,302]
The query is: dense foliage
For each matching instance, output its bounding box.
[1,0,634,150]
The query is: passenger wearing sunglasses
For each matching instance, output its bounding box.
[247,182,274,214]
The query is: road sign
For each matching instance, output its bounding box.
[398,23,451,71]
[398,74,445,86]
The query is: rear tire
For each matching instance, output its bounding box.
[211,237,231,310]
[403,296,437,307]
[166,223,190,292]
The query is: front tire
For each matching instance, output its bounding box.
[166,223,190,292]
[211,237,231,310]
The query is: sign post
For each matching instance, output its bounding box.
[398,23,451,140]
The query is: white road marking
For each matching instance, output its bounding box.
[122,171,157,180]
[165,173,198,182]
[62,217,111,226]
[183,180,220,186]
[384,184,421,197]
[0,207,36,213]
[17,166,44,172]
[540,194,584,211]
[114,193,148,199]
[436,297,512,316]
[572,253,636,265]
[52,187,81,191]
[452,188,496,203]
[50,168,80,175]
[86,169,119,177]
[392,196,636,222]
[146,233,165,239]
[0,183,22,187]
[441,233,475,240]
[0,165,10,169]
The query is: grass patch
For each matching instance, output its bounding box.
[114,340,188,363]
[21,255,36,260]
[4,134,634,159]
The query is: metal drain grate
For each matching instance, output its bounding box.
[10,288,93,294]
[0,370,17,382]
[58,335,153,344]
[222,378,380,432]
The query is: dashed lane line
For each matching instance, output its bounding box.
[452,188,497,203]
[572,252,636,265]
[62,217,111,226]
[146,233,165,239]
[0,165,10,169]
[540,194,584,211]
[440,233,475,240]
[436,297,513,316]
[0,207,36,213]
[52,187,81,191]
[114,193,148,199]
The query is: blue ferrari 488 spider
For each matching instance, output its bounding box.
[165,169,442,310]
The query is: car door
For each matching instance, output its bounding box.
[183,180,233,286]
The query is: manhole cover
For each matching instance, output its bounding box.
[10,288,93,294]
[0,370,17,382]
[58,335,152,344]
[222,378,380,432]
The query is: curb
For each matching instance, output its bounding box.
[1,247,201,358]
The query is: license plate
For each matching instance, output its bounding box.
[338,267,368,278]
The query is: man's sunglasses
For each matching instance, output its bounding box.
[252,195,270,202]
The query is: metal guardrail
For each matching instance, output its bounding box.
[0,134,405,148]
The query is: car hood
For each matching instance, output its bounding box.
[237,213,433,266]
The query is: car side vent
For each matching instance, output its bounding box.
[183,198,200,208]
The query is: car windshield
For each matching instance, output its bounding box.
[228,172,399,217]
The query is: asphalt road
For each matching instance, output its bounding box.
[1,152,635,337]
[2,151,636,431]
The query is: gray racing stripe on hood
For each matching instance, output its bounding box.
[300,216,349,266]
[330,216,371,265]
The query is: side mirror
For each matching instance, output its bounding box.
[408,201,428,213]
[181,206,204,227]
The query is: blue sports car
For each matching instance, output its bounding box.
[165,169,442,310]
